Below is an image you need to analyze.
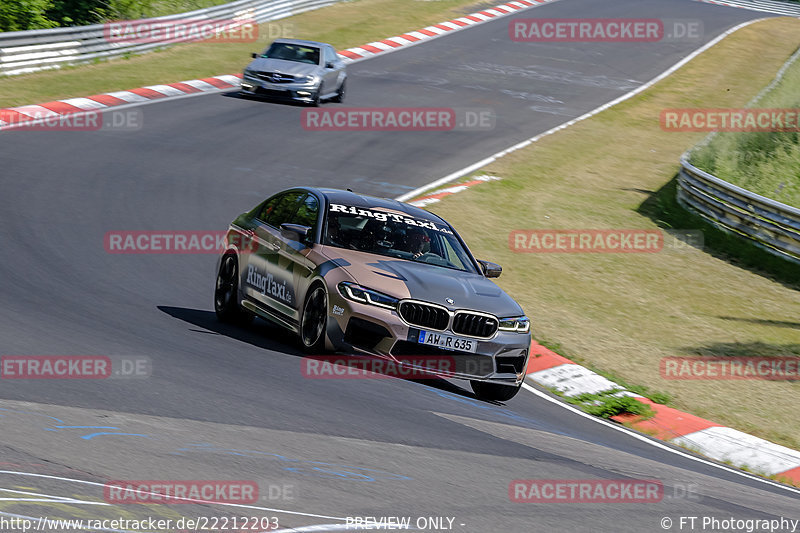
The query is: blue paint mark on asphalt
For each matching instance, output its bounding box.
[54,426,120,429]
[80,432,151,441]
[0,406,410,482]
[173,444,410,481]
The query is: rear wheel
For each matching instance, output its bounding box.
[214,254,253,325]
[300,284,327,353]
[471,380,521,402]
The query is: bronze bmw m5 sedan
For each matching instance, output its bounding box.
[214,188,531,401]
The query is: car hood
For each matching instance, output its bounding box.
[320,247,525,318]
[246,58,321,77]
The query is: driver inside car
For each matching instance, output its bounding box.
[402,227,431,259]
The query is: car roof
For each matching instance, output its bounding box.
[270,38,329,48]
[310,188,448,224]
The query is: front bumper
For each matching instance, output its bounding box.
[326,293,531,387]
[240,74,319,103]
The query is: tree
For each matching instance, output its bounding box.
[46,0,107,26]
[0,0,57,31]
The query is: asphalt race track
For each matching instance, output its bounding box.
[1,0,798,531]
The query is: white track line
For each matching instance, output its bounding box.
[0,471,347,521]
[393,15,800,494]
[395,18,768,202]
[521,384,800,494]
[273,526,418,532]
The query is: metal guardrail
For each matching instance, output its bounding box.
[677,154,800,264]
[0,0,338,76]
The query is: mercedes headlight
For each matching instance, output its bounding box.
[498,316,530,333]
[338,282,398,310]
[298,75,318,83]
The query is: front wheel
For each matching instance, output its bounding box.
[311,83,323,107]
[300,284,327,353]
[471,380,521,402]
[332,79,346,103]
[214,254,253,325]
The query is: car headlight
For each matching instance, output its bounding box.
[498,316,530,333]
[243,68,257,78]
[298,75,318,83]
[338,282,398,310]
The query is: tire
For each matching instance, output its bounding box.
[332,79,346,103]
[471,380,521,402]
[214,254,253,325]
[311,83,323,107]
[300,283,327,353]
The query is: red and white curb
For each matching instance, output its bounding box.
[0,75,244,130]
[0,0,556,131]
[525,343,800,484]
[408,175,501,207]
[406,176,800,485]
[4,0,797,489]
[392,13,800,487]
[337,0,558,63]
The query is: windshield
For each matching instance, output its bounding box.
[261,43,320,65]
[323,204,478,273]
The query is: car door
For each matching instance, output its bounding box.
[322,45,342,94]
[272,192,320,323]
[239,193,280,308]
[244,191,304,319]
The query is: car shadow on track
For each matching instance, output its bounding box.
[158,305,299,353]
[156,305,486,402]
[221,90,311,108]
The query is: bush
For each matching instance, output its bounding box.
[46,0,107,26]
[0,0,217,30]
[0,0,57,31]
[567,391,655,419]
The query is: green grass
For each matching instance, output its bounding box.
[638,175,800,285]
[537,339,673,405]
[0,0,490,108]
[541,385,656,420]
[565,391,655,419]
[431,17,800,451]
[689,51,800,207]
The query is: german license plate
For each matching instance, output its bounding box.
[418,330,477,352]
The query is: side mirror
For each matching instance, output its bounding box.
[325,61,334,69]
[280,223,312,243]
[478,260,502,278]
[251,52,258,58]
